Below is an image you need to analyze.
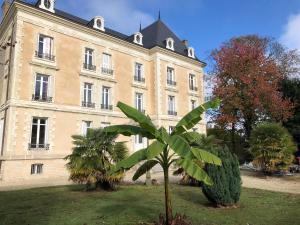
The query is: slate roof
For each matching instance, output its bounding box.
[16,0,204,64]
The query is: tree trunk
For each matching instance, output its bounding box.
[231,122,236,153]
[163,167,173,225]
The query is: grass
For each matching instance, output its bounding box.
[0,184,299,225]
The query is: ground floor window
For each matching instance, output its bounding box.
[135,135,143,144]
[30,117,48,150]
[31,164,43,175]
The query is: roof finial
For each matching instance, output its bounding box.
[139,22,142,32]
[158,9,161,20]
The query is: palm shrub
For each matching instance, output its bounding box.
[249,122,297,173]
[65,128,128,191]
[104,99,221,225]
[202,146,241,207]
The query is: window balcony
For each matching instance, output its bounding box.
[32,94,53,103]
[167,80,177,86]
[101,104,113,111]
[189,86,198,92]
[134,76,145,83]
[101,67,114,75]
[168,111,177,116]
[83,63,96,71]
[35,51,55,61]
[28,143,50,150]
[82,101,95,108]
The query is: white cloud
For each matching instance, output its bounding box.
[57,0,155,35]
[281,13,300,51]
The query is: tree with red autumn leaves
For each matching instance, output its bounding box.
[211,35,298,141]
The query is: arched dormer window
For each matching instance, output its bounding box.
[133,32,143,45]
[93,16,105,32]
[188,47,195,58]
[39,0,55,13]
[166,37,174,51]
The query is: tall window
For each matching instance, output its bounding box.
[167,67,176,86]
[31,164,43,175]
[134,63,144,82]
[135,135,143,144]
[84,48,95,71]
[83,83,94,108]
[189,74,197,91]
[168,96,176,115]
[101,86,112,110]
[135,92,144,112]
[37,34,54,60]
[168,126,175,134]
[102,53,113,75]
[30,117,48,149]
[191,100,196,110]
[33,74,51,102]
[82,121,92,136]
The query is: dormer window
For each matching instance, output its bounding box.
[166,38,174,51]
[188,47,195,58]
[39,0,55,13]
[134,32,143,45]
[93,16,105,32]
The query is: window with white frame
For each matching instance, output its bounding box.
[167,67,176,86]
[134,32,143,45]
[31,164,43,175]
[135,92,144,112]
[84,48,95,71]
[191,100,196,110]
[82,121,92,136]
[168,96,176,115]
[188,47,195,58]
[134,63,144,82]
[101,86,112,110]
[189,74,197,91]
[33,74,51,102]
[101,53,113,75]
[83,83,93,105]
[168,126,175,134]
[37,34,54,61]
[30,117,48,150]
[166,37,174,50]
[135,135,143,144]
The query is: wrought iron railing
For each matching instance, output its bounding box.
[35,51,55,61]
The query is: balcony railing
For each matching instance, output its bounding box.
[134,76,145,83]
[101,67,114,75]
[35,51,55,61]
[82,101,95,108]
[168,111,177,116]
[28,143,50,150]
[101,104,113,111]
[83,63,96,71]
[189,86,198,92]
[32,94,53,103]
[167,80,177,86]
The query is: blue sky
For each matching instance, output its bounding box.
[4,0,300,70]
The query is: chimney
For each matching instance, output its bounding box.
[1,0,12,21]
[182,40,189,47]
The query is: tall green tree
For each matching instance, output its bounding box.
[65,128,128,190]
[104,100,221,225]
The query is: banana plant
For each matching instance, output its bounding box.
[104,99,221,225]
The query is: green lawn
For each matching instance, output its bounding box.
[0,184,299,225]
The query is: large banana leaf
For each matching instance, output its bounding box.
[177,158,213,185]
[181,132,204,143]
[147,140,166,159]
[117,102,158,137]
[132,160,159,181]
[191,147,222,165]
[175,99,220,134]
[166,135,190,157]
[112,148,147,172]
[103,125,155,139]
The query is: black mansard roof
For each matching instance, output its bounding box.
[16,0,205,64]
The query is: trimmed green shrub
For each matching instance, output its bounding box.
[202,146,241,207]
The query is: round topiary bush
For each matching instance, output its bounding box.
[202,146,241,207]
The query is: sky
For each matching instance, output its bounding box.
[3,0,300,72]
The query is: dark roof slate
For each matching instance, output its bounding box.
[16,0,204,64]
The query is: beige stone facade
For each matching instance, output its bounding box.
[0,0,206,188]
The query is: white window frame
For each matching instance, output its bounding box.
[102,53,112,69]
[34,74,51,99]
[83,83,93,103]
[31,164,43,175]
[82,121,92,136]
[135,92,144,111]
[30,117,48,148]
[102,86,111,106]
[38,34,53,55]
[166,37,174,51]
[168,95,176,113]
[84,48,94,65]
[135,63,143,80]
[135,134,143,144]
[189,74,196,89]
[167,67,175,83]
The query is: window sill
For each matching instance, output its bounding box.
[80,72,117,83]
[30,60,59,71]
[131,82,147,90]
[165,86,178,93]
